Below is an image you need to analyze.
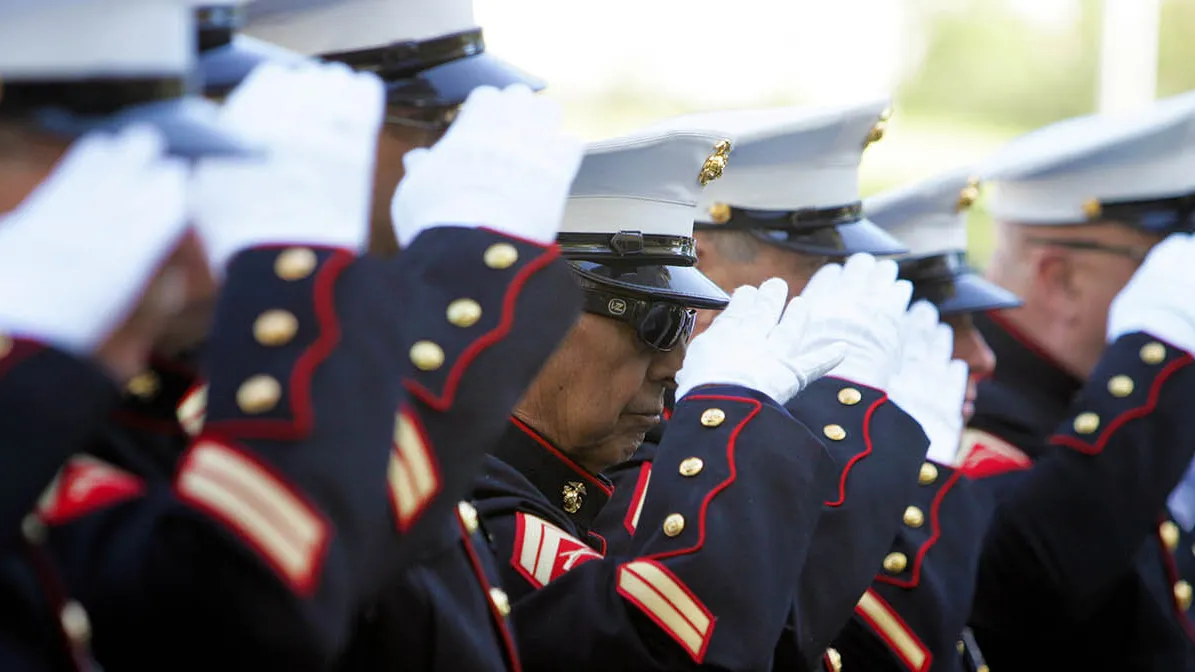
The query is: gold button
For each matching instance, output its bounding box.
[663,513,686,537]
[274,247,317,280]
[903,506,925,528]
[1161,521,1181,553]
[484,243,519,270]
[837,387,862,406]
[253,310,299,347]
[823,424,847,441]
[1107,375,1134,398]
[0,333,12,359]
[410,341,445,371]
[1137,341,1166,363]
[678,457,704,477]
[1140,341,1166,365]
[458,501,479,534]
[1073,412,1100,435]
[489,587,511,617]
[446,299,483,328]
[957,640,965,654]
[977,666,990,672]
[700,408,726,428]
[1176,580,1193,611]
[236,375,281,414]
[882,552,908,573]
[21,514,45,545]
[59,600,91,646]
[825,647,842,672]
[125,371,160,399]
[918,462,938,485]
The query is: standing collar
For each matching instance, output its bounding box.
[977,311,1082,402]
[111,354,199,436]
[974,311,1083,443]
[494,417,613,531]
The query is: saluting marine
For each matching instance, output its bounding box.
[829,169,1024,672]
[0,1,252,668]
[240,1,588,670]
[598,103,944,671]
[472,126,863,671]
[17,2,586,671]
[965,92,1195,671]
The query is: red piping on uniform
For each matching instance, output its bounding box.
[825,394,886,507]
[623,462,653,535]
[174,438,332,597]
[458,514,524,672]
[407,241,562,413]
[205,248,352,441]
[389,404,443,532]
[1050,354,1193,455]
[986,309,1069,372]
[854,588,932,672]
[509,416,613,496]
[1156,515,1195,644]
[873,468,963,589]
[644,393,760,561]
[0,338,44,379]
[616,559,715,663]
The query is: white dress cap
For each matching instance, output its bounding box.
[562,129,733,241]
[0,0,193,80]
[864,167,979,258]
[244,0,476,56]
[982,90,1195,225]
[641,100,891,217]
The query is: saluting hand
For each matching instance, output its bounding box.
[795,253,913,391]
[886,301,969,463]
[390,84,584,248]
[674,277,847,404]
[1108,232,1195,355]
[0,125,193,383]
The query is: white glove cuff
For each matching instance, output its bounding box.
[1108,313,1195,357]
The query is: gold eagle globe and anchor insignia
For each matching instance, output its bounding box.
[956,176,981,212]
[562,481,588,514]
[698,139,732,186]
[864,107,894,147]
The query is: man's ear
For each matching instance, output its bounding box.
[1034,247,1082,320]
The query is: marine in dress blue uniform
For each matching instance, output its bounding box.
[962,94,1195,671]
[236,2,573,670]
[472,127,847,671]
[828,170,1023,672]
[0,3,253,669]
[29,20,582,672]
[600,104,933,670]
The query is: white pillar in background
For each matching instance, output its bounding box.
[1096,0,1162,113]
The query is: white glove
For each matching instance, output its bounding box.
[390,84,584,248]
[796,253,913,390]
[191,62,385,273]
[887,301,969,463]
[1108,232,1195,354]
[0,125,188,354]
[675,278,848,404]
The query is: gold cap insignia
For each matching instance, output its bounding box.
[956,176,981,212]
[1082,198,1102,220]
[698,139,732,186]
[707,202,732,225]
[562,481,587,514]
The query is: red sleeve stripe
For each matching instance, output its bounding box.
[617,559,714,663]
[176,440,329,595]
[388,407,443,532]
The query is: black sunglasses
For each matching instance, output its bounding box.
[383,106,459,133]
[581,288,696,353]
